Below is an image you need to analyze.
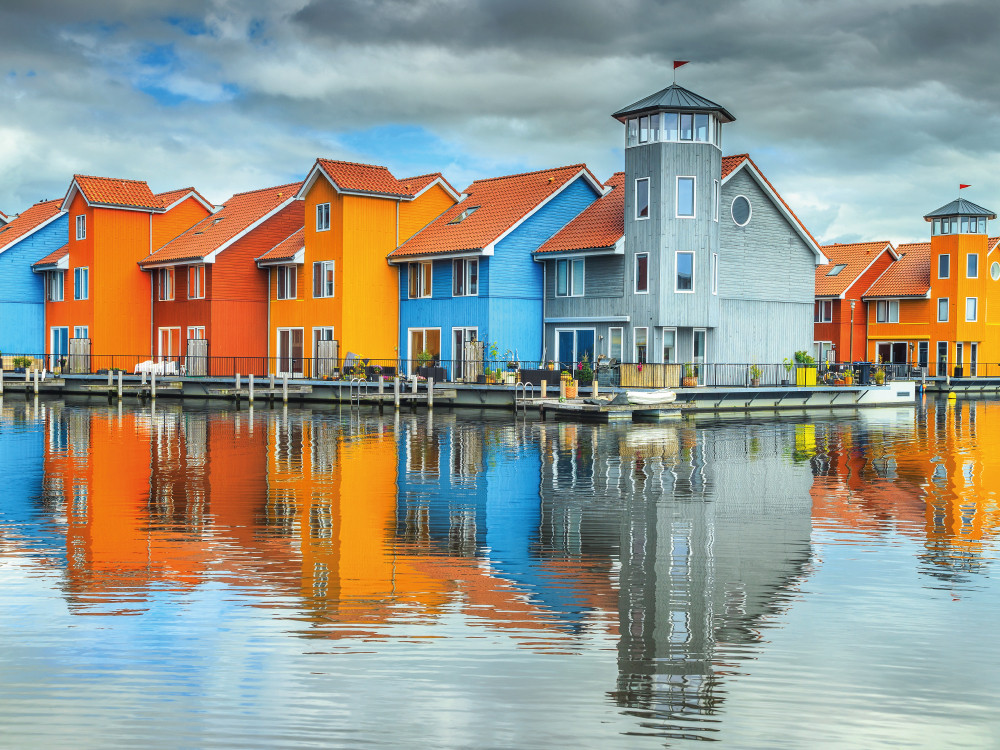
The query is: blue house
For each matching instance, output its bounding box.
[0,199,67,357]
[388,165,603,377]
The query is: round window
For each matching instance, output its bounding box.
[992,261,1000,281]
[732,195,751,226]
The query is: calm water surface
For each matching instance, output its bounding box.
[1,396,998,748]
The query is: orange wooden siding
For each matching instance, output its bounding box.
[152,196,211,249]
[45,192,95,348]
[398,183,455,243]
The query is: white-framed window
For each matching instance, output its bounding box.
[814,300,832,323]
[75,214,85,240]
[188,265,206,299]
[731,195,752,226]
[649,113,660,141]
[713,179,720,222]
[634,327,648,364]
[313,260,335,298]
[635,253,649,293]
[313,326,334,358]
[638,115,649,143]
[556,258,584,297]
[46,271,64,302]
[936,341,949,376]
[967,253,979,278]
[876,300,899,323]
[675,251,694,292]
[316,202,331,232]
[937,297,949,322]
[635,178,650,220]
[73,326,88,339]
[158,268,175,301]
[966,297,978,322]
[938,254,950,279]
[73,267,88,301]
[676,176,695,218]
[712,253,718,295]
[276,265,297,300]
[452,258,478,296]
[187,326,205,340]
[626,118,638,147]
[662,327,676,363]
[680,113,693,141]
[408,261,432,299]
[609,327,623,361]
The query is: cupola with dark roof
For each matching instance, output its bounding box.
[613,83,734,149]
[925,197,995,237]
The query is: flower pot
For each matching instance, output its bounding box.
[750,378,760,387]
[781,379,790,386]
[564,382,578,399]
[681,376,698,387]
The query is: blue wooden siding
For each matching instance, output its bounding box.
[0,213,67,354]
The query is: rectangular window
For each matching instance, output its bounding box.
[313,326,334,358]
[694,113,709,142]
[635,178,650,219]
[676,177,695,217]
[158,268,175,301]
[277,265,297,300]
[555,258,585,297]
[316,202,331,232]
[814,300,832,323]
[74,267,88,301]
[187,326,205,340]
[626,119,638,147]
[634,327,648,364]
[938,297,949,322]
[938,254,950,279]
[408,262,432,299]
[75,214,85,240]
[635,253,648,293]
[662,112,678,141]
[452,258,479,296]
[638,115,649,143]
[679,113,693,141]
[313,260,335,298]
[713,179,719,221]
[188,265,206,299]
[662,328,676,363]
[876,300,898,323]
[967,253,979,278]
[73,326,88,339]
[46,271,64,302]
[966,297,977,322]
[649,113,660,141]
[609,327,623,361]
[676,251,694,292]
[712,253,718,295]
[937,341,948,376]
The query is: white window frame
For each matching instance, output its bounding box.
[634,252,649,294]
[937,297,949,322]
[967,253,979,279]
[712,179,720,222]
[316,202,331,232]
[408,262,432,299]
[662,327,677,363]
[692,328,708,384]
[158,326,181,359]
[712,253,718,295]
[312,326,335,359]
[966,296,978,322]
[187,326,206,341]
[74,267,89,301]
[876,300,899,323]
[158,268,175,301]
[452,258,479,297]
[276,265,297,300]
[608,326,623,361]
[938,253,950,279]
[46,271,64,302]
[676,176,696,218]
[634,326,648,364]
[73,326,88,339]
[75,214,85,240]
[675,251,695,293]
[187,265,206,300]
[313,260,335,298]
[555,258,585,297]
[635,178,650,220]
[814,300,832,323]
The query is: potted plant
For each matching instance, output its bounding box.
[843,369,854,386]
[749,363,762,387]
[11,355,32,373]
[873,366,886,386]
[547,360,555,370]
[579,354,593,385]
[564,376,578,399]
[794,350,817,386]
[781,358,793,386]
[681,362,698,388]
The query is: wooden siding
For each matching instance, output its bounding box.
[152,196,211,250]
[93,206,152,357]
[46,193,96,356]
[713,299,814,363]
[0,212,67,353]
[398,183,456,244]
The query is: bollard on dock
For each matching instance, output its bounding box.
[118,371,123,400]
[249,374,255,403]
[282,375,288,403]
[151,372,157,399]
[0,367,4,397]
[393,376,400,409]
[427,377,434,409]
[34,368,39,395]
[540,379,547,400]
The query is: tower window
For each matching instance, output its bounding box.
[938,254,950,279]
[677,177,695,218]
[635,178,650,219]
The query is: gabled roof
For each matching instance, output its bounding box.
[924,197,996,220]
[140,182,302,267]
[32,243,69,271]
[398,172,461,201]
[62,175,162,212]
[535,172,625,255]
[0,199,65,256]
[296,158,416,201]
[388,164,603,261]
[154,187,214,212]
[722,153,827,263]
[816,241,897,297]
[612,83,736,123]
[863,242,930,299]
[257,227,304,265]
[0,210,8,225]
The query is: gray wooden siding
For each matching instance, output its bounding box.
[712,299,814,363]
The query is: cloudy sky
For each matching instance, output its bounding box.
[1,0,997,243]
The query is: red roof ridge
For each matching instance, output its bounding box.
[73,173,148,183]
[229,181,303,198]
[316,156,394,171]
[469,163,587,186]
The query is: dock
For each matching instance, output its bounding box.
[528,398,683,423]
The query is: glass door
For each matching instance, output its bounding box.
[693,329,707,384]
[158,327,181,361]
[49,326,68,371]
[970,342,978,377]
[277,328,304,377]
[452,327,477,380]
[557,330,574,371]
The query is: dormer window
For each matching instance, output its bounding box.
[826,264,847,276]
[448,206,479,224]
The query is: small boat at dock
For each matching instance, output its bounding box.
[625,389,677,406]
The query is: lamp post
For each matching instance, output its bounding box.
[849,299,856,364]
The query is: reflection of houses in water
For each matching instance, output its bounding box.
[537,420,814,737]
[811,400,1000,581]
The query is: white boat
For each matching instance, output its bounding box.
[626,389,676,406]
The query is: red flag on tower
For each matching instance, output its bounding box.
[673,60,690,69]
[960,184,971,189]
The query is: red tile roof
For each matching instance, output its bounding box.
[140,182,301,266]
[32,243,69,269]
[0,210,7,222]
[398,172,459,198]
[863,242,930,298]
[316,159,410,197]
[816,241,894,297]
[72,175,162,210]
[536,172,624,254]
[154,187,212,209]
[721,154,748,179]
[390,164,597,259]
[0,199,63,255]
[257,227,304,263]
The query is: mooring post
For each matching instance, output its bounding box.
[378,376,384,395]
[33,368,39,395]
[151,371,157,399]
[593,378,599,398]
[141,370,147,385]
[411,376,418,394]
[427,377,434,409]
[559,378,566,399]
[282,375,288,403]
[393,376,400,409]
[25,368,30,383]
[118,371,123,400]
[249,374,255,403]
[540,378,547,400]
[107,370,113,387]
[235,373,241,392]
[0,367,4,397]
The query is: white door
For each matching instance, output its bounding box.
[158,327,181,361]
[277,328,304,377]
[693,329,707,384]
[452,327,477,380]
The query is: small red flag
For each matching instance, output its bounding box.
[673,60,690,69]
[960,184,971,189]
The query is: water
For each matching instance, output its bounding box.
[0,396,998,749]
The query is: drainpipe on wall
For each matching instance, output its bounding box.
[541,260,547,362]
[266,269,271,367]
[149,213,154,359]
[849,298,856,364]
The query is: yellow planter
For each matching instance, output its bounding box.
[564,382,578,399]
[795,366,817,386]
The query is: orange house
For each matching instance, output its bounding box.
[864,198,999,376]
[257,160,457,377]
[814,241,897,364]
[138,182,303,374]
[32,175,212,368]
